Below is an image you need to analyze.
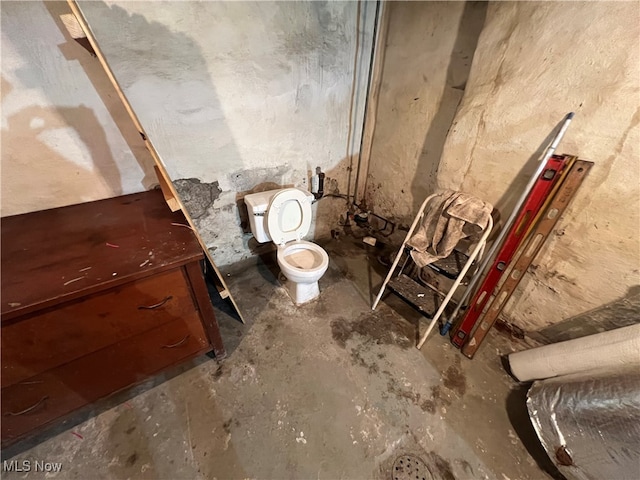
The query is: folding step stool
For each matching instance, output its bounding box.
[372,193,493,349]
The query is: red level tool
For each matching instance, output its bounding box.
[451,154,568,348]
[461,158,592,358]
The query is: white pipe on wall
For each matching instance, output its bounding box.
[508,323,640,382]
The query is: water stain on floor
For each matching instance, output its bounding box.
[442,358,467,396]
[330,310,415,349]
[420,385,452,414]
[2,238,553,480]
[428,451,456,480]
[350,346,381,374]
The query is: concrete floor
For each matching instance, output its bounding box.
[2,235,560,480]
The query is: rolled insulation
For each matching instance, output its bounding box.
[527,365,640,480]
[508,323,640,382]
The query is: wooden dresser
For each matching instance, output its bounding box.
[1,190,225,447]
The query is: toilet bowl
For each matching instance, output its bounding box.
[277,240,329,304]
[244,187,330,305]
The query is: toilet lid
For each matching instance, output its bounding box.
[266,188,312,245]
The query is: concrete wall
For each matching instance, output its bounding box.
[77,1,375,268]
[1,1,154,217]
[437,1,640,332]
[364,1,487,225]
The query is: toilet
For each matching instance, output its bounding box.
[244,187,329,305]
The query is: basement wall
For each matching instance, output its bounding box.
[364,1,487,225]
[0,1,154,217]
[437,1,640,332]
[77,1,375,268]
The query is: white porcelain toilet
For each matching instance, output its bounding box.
[244,187,329,305]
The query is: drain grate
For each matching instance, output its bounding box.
[391,454,434,480]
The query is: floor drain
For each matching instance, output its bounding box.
[391,454,434,480]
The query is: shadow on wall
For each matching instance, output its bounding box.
[532,285,640,344]
[73,1,246,263]
[1,101,119,203]
[411,1,488,215]
[0,1,151,214]
[76,1,369,268]
[43,1,157,192]
[486,116,571,238]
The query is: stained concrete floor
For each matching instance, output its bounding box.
[2,234,560,480]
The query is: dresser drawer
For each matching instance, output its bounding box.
[1,311,208,446]
[2,268,196,388]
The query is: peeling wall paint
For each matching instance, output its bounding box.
[436,2,640,331]
[0,1,154,217]
[364,1,487,225]
[173,179,222,220]
[78,1,375,267]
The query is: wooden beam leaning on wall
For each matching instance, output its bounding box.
[59,12,96,56]
[461,158,593,358]
[65,1,244,323]
[153,166,181,212]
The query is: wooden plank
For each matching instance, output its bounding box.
[462,159,593,358]
[154,165,180,212]
[59,12,95,55]
[388,274,437,317]
[66,1,245,324]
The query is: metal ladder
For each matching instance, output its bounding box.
[371,193,493,349]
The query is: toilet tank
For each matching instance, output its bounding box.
[244,188,313,243]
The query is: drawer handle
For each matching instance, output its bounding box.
[162,334,190,349]
[5,396,49,416]
[138,296,173,310]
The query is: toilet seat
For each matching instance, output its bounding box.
[266,188,312,246]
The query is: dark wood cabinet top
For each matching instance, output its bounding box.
[1,190,203,321]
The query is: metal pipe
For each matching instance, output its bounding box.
[353,0,382,206]
[440,112,575,335]
[345,0,363,206]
